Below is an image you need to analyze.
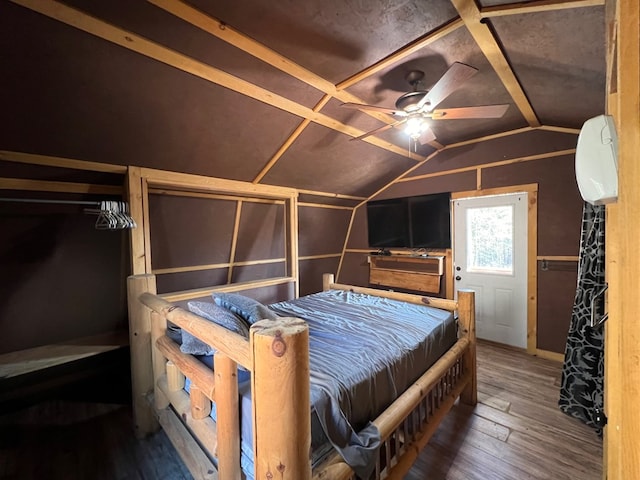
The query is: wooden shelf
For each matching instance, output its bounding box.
[369,254,445,296]
[0,330,129,380]
[0,330,131,411]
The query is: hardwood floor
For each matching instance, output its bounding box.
[0,341,601,479]
[405,341,603,480]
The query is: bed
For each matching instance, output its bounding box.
[124,166,476,479]
[128,272,476,480]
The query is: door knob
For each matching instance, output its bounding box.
[455,276,461,281]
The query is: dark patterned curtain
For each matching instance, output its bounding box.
[559,202,605,433]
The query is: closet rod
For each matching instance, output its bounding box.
[0,198,101,206]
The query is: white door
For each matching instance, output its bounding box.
[453,193,528,348]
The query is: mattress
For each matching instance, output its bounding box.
[187,289,457,479]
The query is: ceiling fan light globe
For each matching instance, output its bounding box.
[405,117,424,138]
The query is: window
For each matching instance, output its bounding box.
[466,205,514,274]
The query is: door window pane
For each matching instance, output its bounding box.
[466,205,513,274]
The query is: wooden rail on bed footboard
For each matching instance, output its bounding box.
[318,274,477,480]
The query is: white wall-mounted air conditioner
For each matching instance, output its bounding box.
[575,114,619,205]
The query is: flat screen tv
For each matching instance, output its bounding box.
[366,192,451,249]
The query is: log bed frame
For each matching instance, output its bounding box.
[128,273,476,480]
[125,166,477,479]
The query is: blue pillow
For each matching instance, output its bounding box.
[180,301,250,356]
[213,292,279,325]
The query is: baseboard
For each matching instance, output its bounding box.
[535,349,565,363]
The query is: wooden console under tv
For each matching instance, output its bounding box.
[369,252,452,298]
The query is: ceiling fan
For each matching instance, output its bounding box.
[342,62,509,146]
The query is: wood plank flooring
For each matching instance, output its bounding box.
[405,341,602,480]
[0,341,602,479]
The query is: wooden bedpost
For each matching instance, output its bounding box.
[457,289,477,405]
[127,274,159,437]
[150,311,169,411]
[322,273,334,291]
[214,353,241,480]
[251,318,311,480]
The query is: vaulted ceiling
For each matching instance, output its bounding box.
[1,0,605,201]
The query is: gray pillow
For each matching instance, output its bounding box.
[180,301,250,356]
[213,292,279,325]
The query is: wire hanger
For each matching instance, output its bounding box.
[93,200,137,230]
[0,197,137,230]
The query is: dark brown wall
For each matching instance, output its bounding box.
[1,177,351,354]
[339,130,583,353]
[149,196,352,298]
[482,155,582,256]
[149,195,237,270]
[150,195,289,296]
[0,192,128,354]
[298,205,352,295]
[537,262,576,353]
[299,257,341,297]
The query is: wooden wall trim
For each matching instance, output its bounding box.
[141,179,152,274]
[227,201,243,283]
[359,149,442,207]
[537,125,581,135]
[451,183,538,199]
[287,195,299,297]
[148,188,285,205]
[139,167,298,199]
[0,177,122,195]
[605,0,640,477]
[297,188,366,201]
[138,167,299,292]
[440,127,535,151]
[298,202,353,210]
[127,167,148,275]
[0,150,127,174]
[299,254,342,261]
[481,0,605,18]
[400,149,575,183]
[152,258,287,276]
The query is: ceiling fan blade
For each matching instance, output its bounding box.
[431,104,510,120]
[341,102,407,117]
[350,119,406,141]
[417,125,437,145]
[416,62,478,111]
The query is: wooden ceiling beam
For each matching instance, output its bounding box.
[481,0,605,18]
[148,0,438,145]
[252,95,332,184]
[335,18,465,91]
[12,0,421,162]
[148,0,337,96]
[450,0,541,127]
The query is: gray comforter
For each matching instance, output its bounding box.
[267,289,457,478]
